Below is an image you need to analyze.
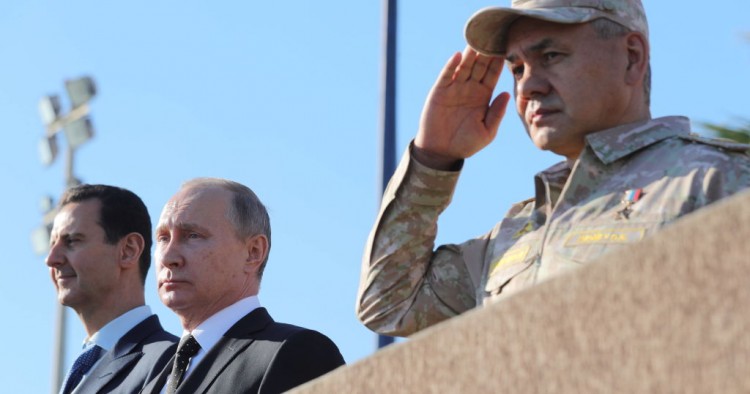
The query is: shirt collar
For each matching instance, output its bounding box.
[85,305,152,351]
[584,116,691,165]
[186,296,261,353]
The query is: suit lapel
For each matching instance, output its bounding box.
[177,308,274,394]
[75,315,161,393]
[140,353,175,394]
[79,351,140,393]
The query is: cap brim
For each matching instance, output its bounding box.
[465,6,607,56]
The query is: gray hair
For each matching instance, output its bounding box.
[183,177,272,280]
[590,18,651,107]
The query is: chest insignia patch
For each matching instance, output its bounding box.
[615,188,644,220]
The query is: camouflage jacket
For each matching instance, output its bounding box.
[357,116,750,336]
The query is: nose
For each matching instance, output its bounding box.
[45,240,64,268]
[516,65,551,100]
[156,237,184,269]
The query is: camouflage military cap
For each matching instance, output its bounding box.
[465,0,649,56]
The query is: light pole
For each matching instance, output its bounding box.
[377,0,397,350]
[31,76,97,394]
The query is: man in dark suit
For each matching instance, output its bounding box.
[46,184,178,393]
[143,178,345,394]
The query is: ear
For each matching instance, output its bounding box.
[244,234,269,274]
[624,31,649,87]
[118,233,145,270]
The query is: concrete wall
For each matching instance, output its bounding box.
[292,190,750,393]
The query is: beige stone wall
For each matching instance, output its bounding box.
[293,189,750,394]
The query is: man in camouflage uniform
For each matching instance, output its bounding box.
[356,0,750,336]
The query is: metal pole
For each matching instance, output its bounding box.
[51,145,82,393]
[377,0,397,349]
[51,304,67,394]
[65,145,77,188]
[36,76,96,393]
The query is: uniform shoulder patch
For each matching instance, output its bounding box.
[679,133,750,154]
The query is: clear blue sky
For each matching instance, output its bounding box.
[1,1,748,392]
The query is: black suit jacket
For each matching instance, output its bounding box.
[76,315,178,394]
[142,308,345,394]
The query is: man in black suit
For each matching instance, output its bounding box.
[143,178,344,394]
[46,184,177,393]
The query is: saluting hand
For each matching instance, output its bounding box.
[414,46,510,169]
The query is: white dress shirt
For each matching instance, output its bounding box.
[160,296,260,393]
[73,305,153,393]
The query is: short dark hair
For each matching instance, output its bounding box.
[59,184,152,284]
[183,178,272,280]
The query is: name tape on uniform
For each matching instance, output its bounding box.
[565,228,646,246]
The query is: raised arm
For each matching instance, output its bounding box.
[357,49,509,336]
[414,46,510,169]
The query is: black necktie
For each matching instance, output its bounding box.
[166,335,201,394]
[60,345,103,394]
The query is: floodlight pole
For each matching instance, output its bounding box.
[51,302,67,394]
[35,77,95,394]
[50,147,82,394]
[377,0,397,350]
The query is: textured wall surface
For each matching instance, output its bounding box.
[292,190,750,394]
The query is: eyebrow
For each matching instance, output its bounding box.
[155,222,210,235]
[505,38,555,64]
[50,232,83,246]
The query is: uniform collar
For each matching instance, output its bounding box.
[584,116,691,165]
